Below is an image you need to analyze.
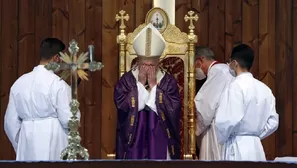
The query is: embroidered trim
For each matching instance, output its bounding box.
[145,28,152,57]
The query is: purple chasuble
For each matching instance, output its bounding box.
[114,70,181,159]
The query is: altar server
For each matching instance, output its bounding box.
[114,23,181,159]
[194,46,233,160]
[215,44,279,161]
[4,38,80,160]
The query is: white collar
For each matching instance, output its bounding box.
[207,61,217,76]
[33,65,53,73]
[237,72,253,78]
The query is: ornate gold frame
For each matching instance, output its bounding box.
[145,7,169,33]
[114,9,198,160]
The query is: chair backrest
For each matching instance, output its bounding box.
[116,8,198,159]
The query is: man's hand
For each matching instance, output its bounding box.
[138,65,147,85]
[148,66,157,89]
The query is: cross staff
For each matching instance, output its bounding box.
[115,10,129,30]
[184,11,199,31]
[115,10,129,77]
[45,39,104,160]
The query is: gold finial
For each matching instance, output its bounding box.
[69,39,79,55]
[116,10,129,78]
[184,11,199,31]
[115,10,129,30]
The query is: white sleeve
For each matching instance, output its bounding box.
[146,85,157,112]
[4,91,21,152]
[215,84,244,144]
[52,80,81,128]
[137,82,149,111]
[195,70,232,136]
[136,82,157,112]
[260,95,279,139]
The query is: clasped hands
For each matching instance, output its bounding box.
[138,65,157,89]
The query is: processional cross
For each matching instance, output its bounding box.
[45,39,104,160]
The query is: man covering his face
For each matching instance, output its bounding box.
[114,24,181,160]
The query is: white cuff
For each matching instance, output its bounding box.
[166,148,171,160]
[146,85,157,113]
[137,82,149,111]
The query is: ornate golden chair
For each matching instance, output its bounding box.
[111,8,198,160]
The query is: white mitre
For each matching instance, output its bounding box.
[133,23,166,58]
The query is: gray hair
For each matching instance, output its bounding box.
[195,46,215,61]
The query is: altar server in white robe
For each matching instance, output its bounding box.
[4,38,80,161]
[194,46,233,160]
[215,44,279,161]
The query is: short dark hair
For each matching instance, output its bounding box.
[195,46,215,61]
[231,44,254,71]
[40,38,65,60]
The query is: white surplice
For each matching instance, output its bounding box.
[132,68,171,159]
[215,72,279,161]
[195,62,234,160]
[4,65,80,161]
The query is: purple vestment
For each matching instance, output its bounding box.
[114,70,181,159]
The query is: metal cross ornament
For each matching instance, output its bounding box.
[45,39,104,160]
[115,10,129,30]
[184,11,199,32]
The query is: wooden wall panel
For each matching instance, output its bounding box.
[0,0,19,160]
[259,0,276,159]
[176,0,191,33]
[35,0,53,65]
[18,0,36,75]
[275,0,293,156]
[101,0,120,158]
[0,0,2,159]
[52,0,69,44]
[0,0,297,161]
[135,0,152,26]
[85,0,103,159]
[192,0,209,47]
[293,0,297,156]
[209,0,225,62]
[225,0,242,61]
[242,0,259,78]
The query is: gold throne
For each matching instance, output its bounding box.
[113,8,198,160]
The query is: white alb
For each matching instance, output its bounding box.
[215,72,279,161]
[195,62,234,160]
[4,65,80,161]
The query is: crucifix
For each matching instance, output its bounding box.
[45,39,104,160]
